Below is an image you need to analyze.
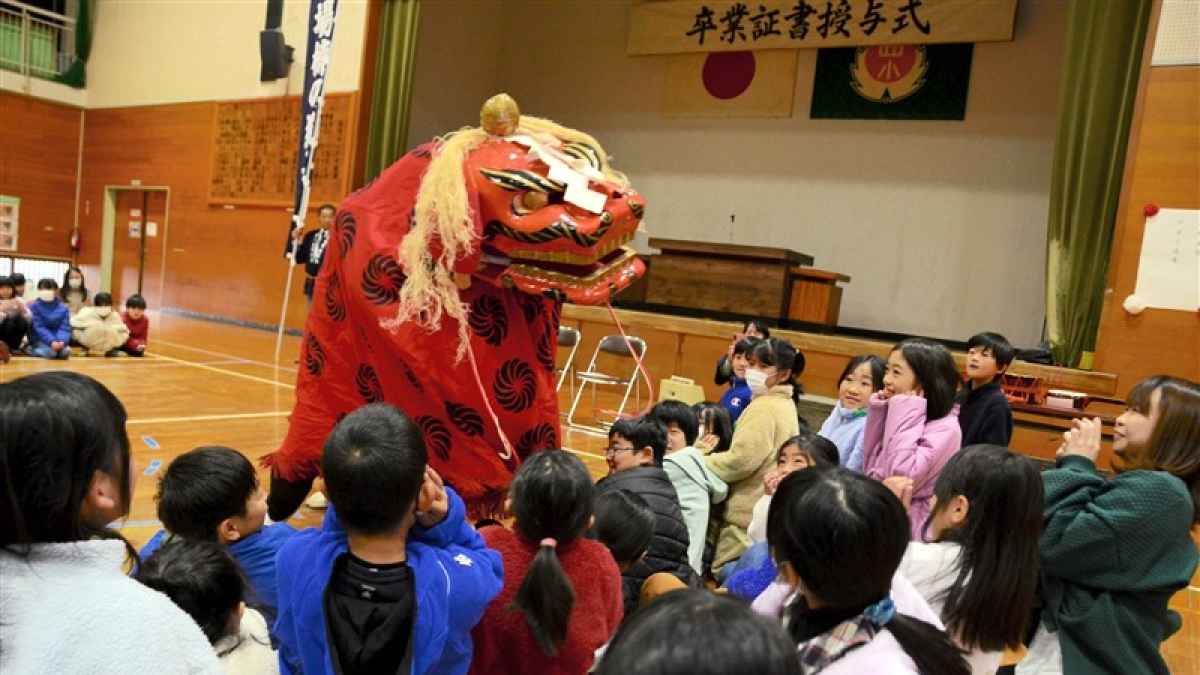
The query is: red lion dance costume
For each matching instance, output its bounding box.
[265,94,646,518]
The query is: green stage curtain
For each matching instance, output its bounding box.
[1044,0,1152,368]
[364,0,421,182]
[55,0,91,88]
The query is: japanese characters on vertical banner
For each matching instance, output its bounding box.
[627,0,1018,55]
[287,0,339,256]
[0,196,18,252]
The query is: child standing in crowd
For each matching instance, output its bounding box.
[28,278,71,360]
[958,332,1015,447]
[122,294,150,356]
[899,445,1042,674]
[274,404,502,675]
[71,292,130,357]
[652,400,728,576]
[137,540,278,674]
[471,451,623,675]
[1019,376,1200,675]
[706,337,803,577]
[0,372,220,674]
[60,266,88,315]
[862,338,962,540]
[719,337,762,425]
[819,354,886,471]
[140,446,296,628]
[0,275,31,360]
[768,469,970,674]
[595,417,695,616]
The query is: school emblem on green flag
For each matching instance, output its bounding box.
[811,43,973,119]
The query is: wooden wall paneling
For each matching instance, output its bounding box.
[0,92,82,259]
[351,0,385,189]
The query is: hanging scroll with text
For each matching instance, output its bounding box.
[208,92,355,207]
[627,0,1017,55]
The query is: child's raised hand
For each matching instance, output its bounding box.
[875,388,893,402]
[695,433,719,454]
[763,468,784,496]
[415,466,449,528]
[1057,417,1103,462]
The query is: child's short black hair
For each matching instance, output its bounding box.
[591,489,655,565]
[967,332,1015,370]
[779,429,839,468]
[892,338,961,421]
[93,292,113,307]
[0,276,12,291]
[732,336,761,358]
[36,278,57,291]
[838,354,886,392]
[742,319,771,340]
[9,272,25,287]
[693,402,733,453]
[609,416,668,466]
[126,294,147,310]
[136,539,247,646]
[322,403,427,534]
[157,446,258,541]
[649,400,700,446]
[318,203,337,215]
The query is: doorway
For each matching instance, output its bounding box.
[101,187,169,309]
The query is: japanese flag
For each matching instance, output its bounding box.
[662,49,798,118]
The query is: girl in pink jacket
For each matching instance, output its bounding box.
[862,338,963,541]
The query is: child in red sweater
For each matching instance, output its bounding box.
[120,294,149,356]
[470,450,623,675]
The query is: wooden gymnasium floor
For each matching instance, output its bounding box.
[3,313,1198,673]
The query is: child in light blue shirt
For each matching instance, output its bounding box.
[818,355,885,471]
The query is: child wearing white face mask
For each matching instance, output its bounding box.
[705,337,805,578]
[71,292,130,357]
[28,279,72,360]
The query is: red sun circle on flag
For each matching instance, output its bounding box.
[702,51,756,100]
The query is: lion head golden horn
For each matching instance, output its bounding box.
[481,93,520,137]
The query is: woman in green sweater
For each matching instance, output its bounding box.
[1019,375,1200,675]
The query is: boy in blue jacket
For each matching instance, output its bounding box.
[28,278,71,359]
[274,403,503,675]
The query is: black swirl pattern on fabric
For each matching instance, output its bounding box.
[516,423,558,460]
[468,295,509,346]
[416,416,451,461]
[336,211,356,260]
[355,363,384,403]
[493,359,537,413]
[362,254,405,306]
[516,293,543,325]
[303,333,325,377]
[398,359,423,393]
[536,329,555,373]
[324,272,346,322]
[445,401,485,437]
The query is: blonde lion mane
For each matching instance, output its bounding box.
[388,115,628,360]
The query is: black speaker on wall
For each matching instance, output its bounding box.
[259,0,293,82]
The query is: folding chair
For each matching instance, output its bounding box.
[567,334,648,433]
[555,326,581,399]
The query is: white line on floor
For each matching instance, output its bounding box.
[0,358,245,374]
[127,411,291,425]
[148,352,296,389]
[155,339,299,372]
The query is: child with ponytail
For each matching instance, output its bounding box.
[471,450,624,675]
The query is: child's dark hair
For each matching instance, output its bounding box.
[0,372,135,560]
[60,266,88,302]
[732,336,761,358]
[596,589,800,675]
[609,416,668,466]
[36,277,58,291]
[126,294,147,310]
[318,203,337,215]
[649,399,699,446]
[693,403,733,452]
[838,354,886,392]
[1130,375,1200,522]
[929,444,1042,651]
[136,539,250,650]
[0,276,12,292]
[508,450,595,656]
[591,489,655,565]
[891,338,960,420]
[749,337,806,402]
[156,446,258,541]
[322,403,427,534]
[742,319,771,340]
[9,272,24,287]
[767,469,969,675]
[778,429,839,469]
[93,292,113,307]
[967,331,1015,371]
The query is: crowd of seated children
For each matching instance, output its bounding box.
[71,291,129,357]
[137,539,278,673]
[594,416,696,615]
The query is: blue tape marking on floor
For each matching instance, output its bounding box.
[142,435,159,449]
[143,459,162,476]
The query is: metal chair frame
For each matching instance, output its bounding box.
[566,334,648,433]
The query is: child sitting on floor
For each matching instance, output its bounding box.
[651,400,728,577]
[140,446,296,629]
[0,275,30,362]
[957,331,1015,447]
[137,539,278,674]
[819,354,885,471]
[121,294,149,356]
[591,489,657,576]
[71,292,130,357]
[274,403,503,675]
[28,278,71,360]
[470,450,623,675]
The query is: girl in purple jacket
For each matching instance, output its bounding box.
[862,338,962,541]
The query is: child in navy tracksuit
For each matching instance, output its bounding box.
[273,404,503,675]
[958,332,1015,447]
[28,278,71,359]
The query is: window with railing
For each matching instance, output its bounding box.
[0,0,76,80]
[0,254,71,291]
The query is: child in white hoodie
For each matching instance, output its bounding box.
[71,292,130,356]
